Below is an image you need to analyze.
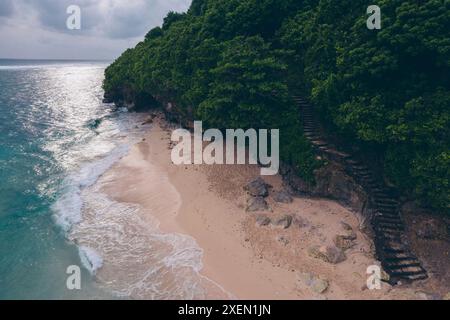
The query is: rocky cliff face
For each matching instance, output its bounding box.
[281,161,372,228]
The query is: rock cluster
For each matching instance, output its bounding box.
[244,177,295,212]
[245,178,271,212]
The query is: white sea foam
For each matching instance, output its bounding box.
[78,246,103,275]
[52,144,130,232]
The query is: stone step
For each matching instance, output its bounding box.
[376,223,404,230]
[373,216,402,224]
[389,269,427,280]
[311,140,328,146]
[384,252,415,260]
[377,207,398,214]
[376,199,398,205]
[385,260,421,269]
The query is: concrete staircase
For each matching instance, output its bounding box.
[293,95,428,282]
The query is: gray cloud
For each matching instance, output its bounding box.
[12,0,191,38]
[0,0,191,59]
[0,0,15,17]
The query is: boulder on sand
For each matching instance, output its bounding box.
[244,177,271,197]
[272,190,293,203]
[297,272,329,294]
[246,196,270,212]
[272,215,293,229]
[308,245,346,264]
[255,215,271,227]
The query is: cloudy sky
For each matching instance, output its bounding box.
[0,0,191,60]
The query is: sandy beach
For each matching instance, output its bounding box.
[92,115,429,300]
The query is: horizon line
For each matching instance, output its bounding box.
[0,57,113,62]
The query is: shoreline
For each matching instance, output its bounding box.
[92,115,431,299]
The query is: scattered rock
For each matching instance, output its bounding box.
[276,235,289,246]
[416,219,447,240]
[297,272,329,294]
[443,292,450,300]
[272,190,293,203]
[244,177,271,197]
[308,245,346,264]
[334,235,356,250]
[255,215,271,227]
[272,215,293,229]
[246,197,270,212]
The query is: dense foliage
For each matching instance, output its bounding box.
[104,0,449,212]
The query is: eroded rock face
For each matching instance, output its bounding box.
[281,162,369,218]
[244,177,271,197]
[308,245,346,264]
[416,219,447,240]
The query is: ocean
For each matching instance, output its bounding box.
[0,59,149,299]
[0,59,221,300]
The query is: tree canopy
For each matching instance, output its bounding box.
[104,0,449,213]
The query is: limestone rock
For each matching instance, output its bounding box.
[244,177,270,197]
[246,197,269,212]
[272,190,293,203]
[308,245,346,264]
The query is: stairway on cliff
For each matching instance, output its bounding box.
[293,95,428,283]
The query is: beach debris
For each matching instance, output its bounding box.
[244,177,271,197]
[276,235,290,246]
[272,190,293,203]
[255,215,271,227]
[246,196,270,212]
[297,272,329,294]
[308,245,346,264]
[272,215,293,229]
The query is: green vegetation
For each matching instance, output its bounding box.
[104,0,449,212]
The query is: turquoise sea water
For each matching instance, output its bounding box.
[0,59,216,300]
[0,60,144,299]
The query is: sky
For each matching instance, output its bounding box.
[0,0,192,60]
